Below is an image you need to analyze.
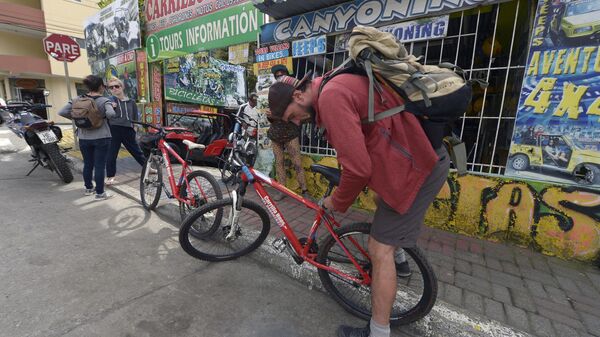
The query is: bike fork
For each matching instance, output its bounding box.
[225,190,242,241]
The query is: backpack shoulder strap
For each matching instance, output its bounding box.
[318,57,354,96]
[360,104,405,124]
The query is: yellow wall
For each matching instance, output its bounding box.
[288,154,600,263]
[0,0,41,9]
[0,31,47,59]
[41,0,97,78]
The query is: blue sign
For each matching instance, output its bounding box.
[256,49,290,62]
[292,35,326,58]
[260,0,505,44]
[379,15,448,43]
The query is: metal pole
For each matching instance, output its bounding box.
[64,60,78,150]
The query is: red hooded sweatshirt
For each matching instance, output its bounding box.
[313,74,439,214]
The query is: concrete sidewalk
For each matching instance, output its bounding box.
[66,146,600,337]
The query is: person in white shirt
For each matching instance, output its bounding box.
[0,97,6,108]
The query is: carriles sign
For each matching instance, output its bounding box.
[145,0,248,34]
[259,0,506,44]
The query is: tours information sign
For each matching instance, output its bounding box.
[146,3,264,61]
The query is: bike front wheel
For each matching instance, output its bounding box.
[317,222,437,326]
[179,170,224,238]
[139,156,162,210]
[179,197,271,262]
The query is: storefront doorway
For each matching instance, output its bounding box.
[19,88,48,119]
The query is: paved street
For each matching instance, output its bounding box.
[3,125,600,337]
[0,127,407,337]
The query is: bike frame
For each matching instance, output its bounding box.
[147,137,208,206]
[238,166,372,285]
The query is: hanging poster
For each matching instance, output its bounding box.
[145,3,264,61]
[136,50,148,102]
[164,52,246,107]
[143,101,162,126]
[150,62,162,105]
[255,42,290,62]
[292,35,326,58]
[253,57,294,77]
[253,73,276,176]
[84,0,141,63]
[228,43,250,64]
[106,50,139,100]
[506,0,600,187]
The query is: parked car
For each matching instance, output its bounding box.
[509,134,600,184]
[550,0,600,46]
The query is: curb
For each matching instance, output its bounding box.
[66,154,532,337]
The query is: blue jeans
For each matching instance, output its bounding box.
[79,138,111,195]
[106,125,146,177]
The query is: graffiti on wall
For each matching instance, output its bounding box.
[285,154,600,262]
[425,174,600,262]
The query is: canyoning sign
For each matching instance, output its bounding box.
[260,0,506,44]
[146,2,264,61]
[43,34,80,62]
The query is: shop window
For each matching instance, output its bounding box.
[297,0,531,176]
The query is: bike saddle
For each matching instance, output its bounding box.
[183,139,205,150]
[310,164,340,186]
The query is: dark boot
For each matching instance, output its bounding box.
[337,324,370,337]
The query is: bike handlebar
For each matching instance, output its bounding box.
[131,121,164,132]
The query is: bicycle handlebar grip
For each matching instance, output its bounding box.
[241,166,254,182]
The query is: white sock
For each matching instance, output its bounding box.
[395,248,406,264]
[370,318,390,337]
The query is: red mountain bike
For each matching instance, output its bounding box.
[178,141,437,325]
[135,122,223,223]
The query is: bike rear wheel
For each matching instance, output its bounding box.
[43,143,73,183]
[317,222,437,326]
[140,156,162,210]
[179,170,223,237]
[179,197,271,262]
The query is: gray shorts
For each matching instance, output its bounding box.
[371,146,451,248]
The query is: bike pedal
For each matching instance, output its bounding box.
[271,238,287,253]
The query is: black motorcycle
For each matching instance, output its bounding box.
[2,101,73,183]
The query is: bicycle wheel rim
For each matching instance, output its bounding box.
[179,171,222,219]
[317,223,436,325]
[179,198,271,262]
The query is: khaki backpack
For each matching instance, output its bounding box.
[318,26,487,175]
[71,95,103,129]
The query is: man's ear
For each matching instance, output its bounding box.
[292,89,305,104]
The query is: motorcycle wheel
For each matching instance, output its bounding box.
[43,143,73,183]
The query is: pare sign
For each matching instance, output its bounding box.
[43,34,81,62]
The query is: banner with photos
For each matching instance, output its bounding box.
[105,50,139,101]
[84,0,141,63]
[164,52,246,107]
[506,0,600,187]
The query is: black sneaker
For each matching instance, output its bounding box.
[337,324,370,337]
[396,261,412,277]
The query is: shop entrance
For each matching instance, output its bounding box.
[19,88,48,119]
[296,0,532,175]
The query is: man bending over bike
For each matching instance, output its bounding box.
[268,74,450,337]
